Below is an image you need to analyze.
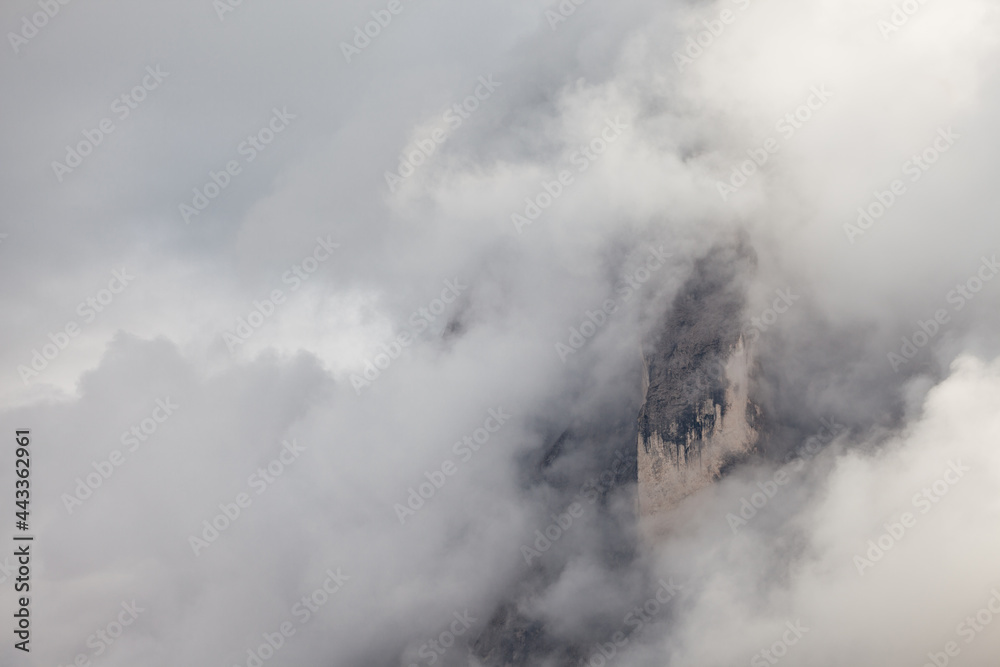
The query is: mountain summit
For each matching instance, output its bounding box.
[637,239,762,535]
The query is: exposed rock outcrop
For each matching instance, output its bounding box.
[471,238,762,665]
[637,239,762,535]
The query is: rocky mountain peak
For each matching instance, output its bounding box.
[637,238,762,535]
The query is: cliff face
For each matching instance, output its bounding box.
[637,239,761,533]
[471,240,761,665]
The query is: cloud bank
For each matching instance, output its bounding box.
[2,0,1000,665]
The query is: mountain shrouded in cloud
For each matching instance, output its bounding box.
[1,0,1000,665]
[637,236,762,537]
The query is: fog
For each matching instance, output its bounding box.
[1,0,999,665]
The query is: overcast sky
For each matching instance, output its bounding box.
[2,0,1000,665]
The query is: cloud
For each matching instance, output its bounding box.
[2,0,1000,665]
[642,355,1000,666]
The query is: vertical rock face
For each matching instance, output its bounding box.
[637,239,762,534]
[471,240,762,664]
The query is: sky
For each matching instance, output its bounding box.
[2,0,1000,665]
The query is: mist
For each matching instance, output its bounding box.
[2,0,1000,665]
